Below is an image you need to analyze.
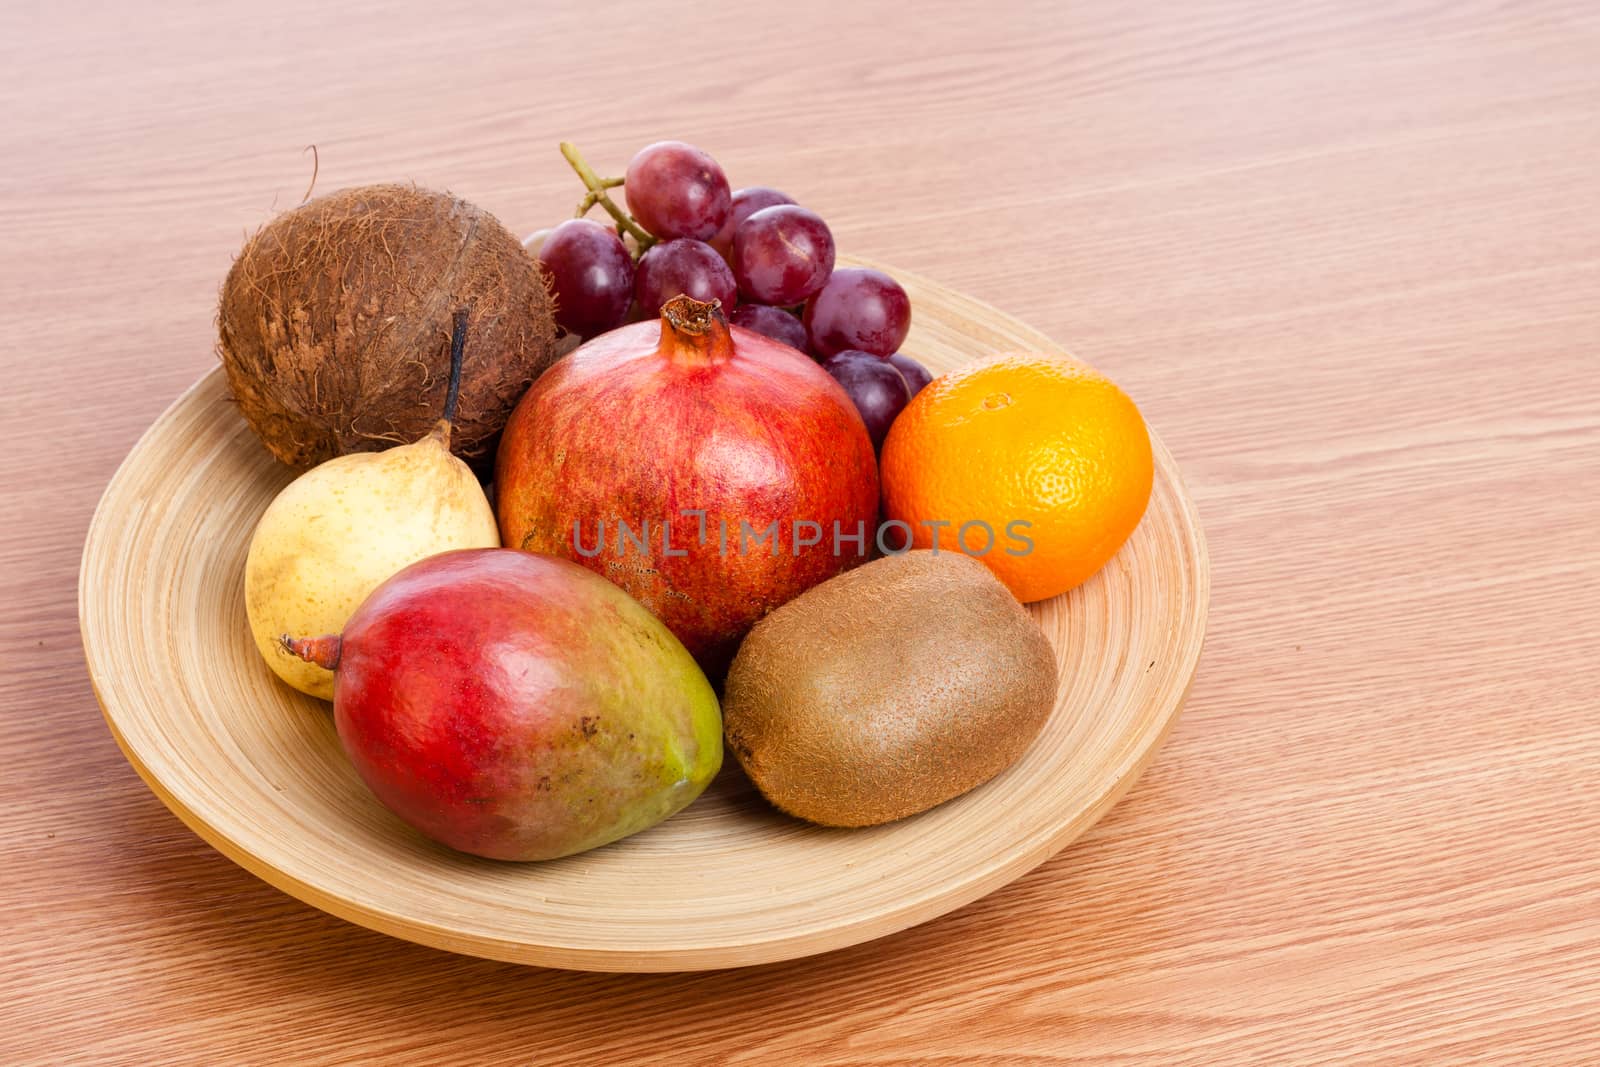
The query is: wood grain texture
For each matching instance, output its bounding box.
[77,269,1208,971]
[4,0,1598,1061]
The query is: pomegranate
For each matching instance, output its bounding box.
[496,296,878,675]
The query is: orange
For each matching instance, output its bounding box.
[880,353,1153,603]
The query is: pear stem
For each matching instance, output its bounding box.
[281,634,342,671]
[443,307,468,430]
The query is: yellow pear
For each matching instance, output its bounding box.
[245,310,500,699]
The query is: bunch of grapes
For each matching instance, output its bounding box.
[528,140,933,449]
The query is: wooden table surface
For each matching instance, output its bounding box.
[5,1,1598,1062]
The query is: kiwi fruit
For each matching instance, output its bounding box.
[723,549,1058,827]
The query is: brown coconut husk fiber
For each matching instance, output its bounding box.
[218,184,559,471]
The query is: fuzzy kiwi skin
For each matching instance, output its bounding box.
[723,550,1058,827]
[218,184,559,473]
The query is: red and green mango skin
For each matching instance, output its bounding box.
[332,548,722,862]
[495,316,879,679]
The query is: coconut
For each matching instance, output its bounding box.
[218,184,559,471]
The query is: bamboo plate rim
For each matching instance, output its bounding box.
[79,260,1210,971]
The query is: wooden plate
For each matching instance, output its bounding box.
[79,264,1209,972]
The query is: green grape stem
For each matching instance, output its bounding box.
[559,142,655,253]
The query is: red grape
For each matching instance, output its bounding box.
[821,350,911,449]
[729,303,809,352]
[709,187,795,260]
[803,267,911,358]
[634,239,737,316]
[521,228,552,256]
[887,353,933,397]
[536,219,635,339]
[731,205,836,307]
[624,141,731,241]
